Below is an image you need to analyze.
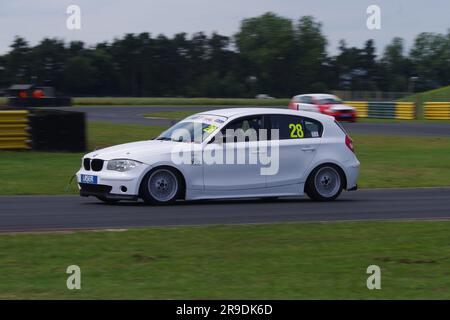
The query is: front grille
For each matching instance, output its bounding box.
[83,158,91,170]
[79,183,112,194]
[91,159,104,171]
[83,158,104,171]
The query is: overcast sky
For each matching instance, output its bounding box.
[1,0,449,55]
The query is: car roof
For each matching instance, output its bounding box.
[293,93,337,99]
[198,107,333,122]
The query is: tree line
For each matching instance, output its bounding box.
[0,12,449,97]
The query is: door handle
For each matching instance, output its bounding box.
[301,147,315,152]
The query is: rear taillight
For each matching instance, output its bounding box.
[288,101,296,110]
[345,135,354,153]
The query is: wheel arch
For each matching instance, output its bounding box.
[139,165,187,200]
[304,162,347,191]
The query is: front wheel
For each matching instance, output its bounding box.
[305,165,344,201]
[140,168,182,205]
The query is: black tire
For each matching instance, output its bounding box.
[96,196,120,204]
[305,164,344,201]
[140,167,183,205]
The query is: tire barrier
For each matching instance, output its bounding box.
[424,102,450,120]
[0,111,29,150]
[0,109,86,151]
[28,110,86,152]
[344,101,415,119]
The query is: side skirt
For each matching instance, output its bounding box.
[185,183,304,201]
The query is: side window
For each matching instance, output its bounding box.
[303,118,323,138]
[302,96,313,104]
[269,115,323,140]
[217,116,265,143]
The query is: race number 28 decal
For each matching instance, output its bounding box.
[289,123,304,138]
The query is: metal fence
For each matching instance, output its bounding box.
[333,90,412,102]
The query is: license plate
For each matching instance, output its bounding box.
[81,174,98,184]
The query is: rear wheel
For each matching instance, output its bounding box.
[140,167,182,205]
[305,165,344,201]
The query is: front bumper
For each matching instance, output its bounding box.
[79,183,139,200]
[325,111,357,121]
[76,164,150,200]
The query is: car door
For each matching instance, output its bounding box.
[203,115,266,191]
[266,114,323,187]
[297,96,318,112]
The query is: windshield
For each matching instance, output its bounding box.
[156,114,227,143]
[317,97,342,105]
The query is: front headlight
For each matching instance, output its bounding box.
[107,159,142,172]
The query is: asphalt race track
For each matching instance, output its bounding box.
[62,105,450,136]
[1,188,449,232]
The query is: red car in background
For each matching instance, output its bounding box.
[288,93,357,122]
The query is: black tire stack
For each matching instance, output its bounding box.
[28,109,86,152]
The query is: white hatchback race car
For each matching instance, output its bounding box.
[76,108,360,204]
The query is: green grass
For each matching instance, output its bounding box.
[1,120,449,195]
[400,85,450,103]
[74,97,289,106]
[87,121,166,150]
[0,221,448,299]
[354,134,450,188]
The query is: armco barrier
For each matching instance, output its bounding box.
[424,102,450,120]
[395,102,415,120]
[367,102,396,118]
[344,101,415,119]
[0,110,29,149]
